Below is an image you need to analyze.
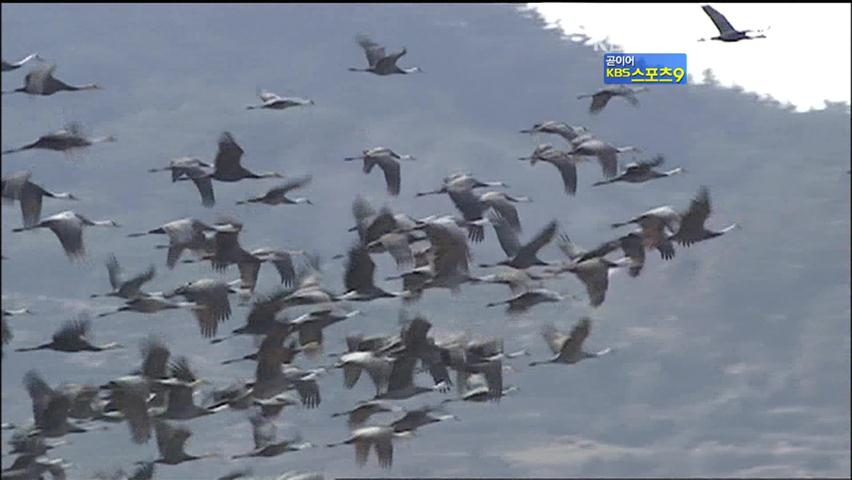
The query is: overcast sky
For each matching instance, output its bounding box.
[2,4,850,479]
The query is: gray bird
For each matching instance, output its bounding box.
[3,64,101,96]
[699,4,768,42]
[11,210,120,262]
[344,147,415,196]
[519,144,578,195]
[349,34,423,75]
[237,175,313,206]
[529,317,611,366]
[231,415,314,459]
[90,254,156,300]
[2,123,115,155]
[247,89,314,110]
[577,86,648,114]
[2,170,78,228]
[593,155,683,186]
[669,186,739,246]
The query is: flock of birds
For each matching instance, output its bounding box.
[1,6,749,479]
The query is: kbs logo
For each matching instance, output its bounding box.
[604,53,687,85]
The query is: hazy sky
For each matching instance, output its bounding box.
[2,4,850,479]
[530,3,852,112]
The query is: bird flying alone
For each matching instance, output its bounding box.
[350,34,422,75]
[699,5,769,42]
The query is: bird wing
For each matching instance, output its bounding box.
[154,419,181,458]
[214,132,245,176]
[351,196,375,234]
[541,323,569,355]
[18,183,47,229]
[111,380,152,444]
[238,259,262,292]
[105,254,123,290]
[49,217,86,260]
[268,175,312,196]
[365,208,397,243]
[23,370,55,427]
[375,437,394,469]
[597,148,619,179]
[560,317,592,359]
[576,262,609,307]
[550,157,578,195]
[354,438,371,466]
[702,5,737,35]
[556,234,586,260]
[639,154,665,169]
[356,34,385,68]
[386,356,417,391]
[344,244,377,293]
[269,252,298,287]
[258,90,282,103]
[381,233,414,269]
[183,176,212,210]
[250,413,276,449]
[377,157,401,196]
[1,170,32,200]
[140,335,170,379]
[169,355,198,382]
[487,211,521,258]
[673,186,712,246]
[578,238,620,263]
[588,92,612,114]
[516,220,558,261]
[123,264,156,296]
[620,234,646,277]
[53,316,91,344]
[190,281,232,338]
[448,188,486,222]
[483,195,522,232]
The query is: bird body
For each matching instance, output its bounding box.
[568,138,640,179]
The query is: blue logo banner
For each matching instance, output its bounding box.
[604,53,687,85]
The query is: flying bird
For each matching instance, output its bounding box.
[519,144,578,195]
[16,316,122,353]
[344,147,414,196]
[11,210,120,262]
[699,4,768,42]
[2,122,115,155]
[148,157,215,207]
[236,175,313,206]
[90,254,156,300]
[577,86,648,114]
[592,154,683,186]
[246,89,315,110]
[568,137,640,179]
[2,170,78,228]
[349,34,422,75]
[529,317,611,366]
[3,64,101,96]
[669,186,739,246]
